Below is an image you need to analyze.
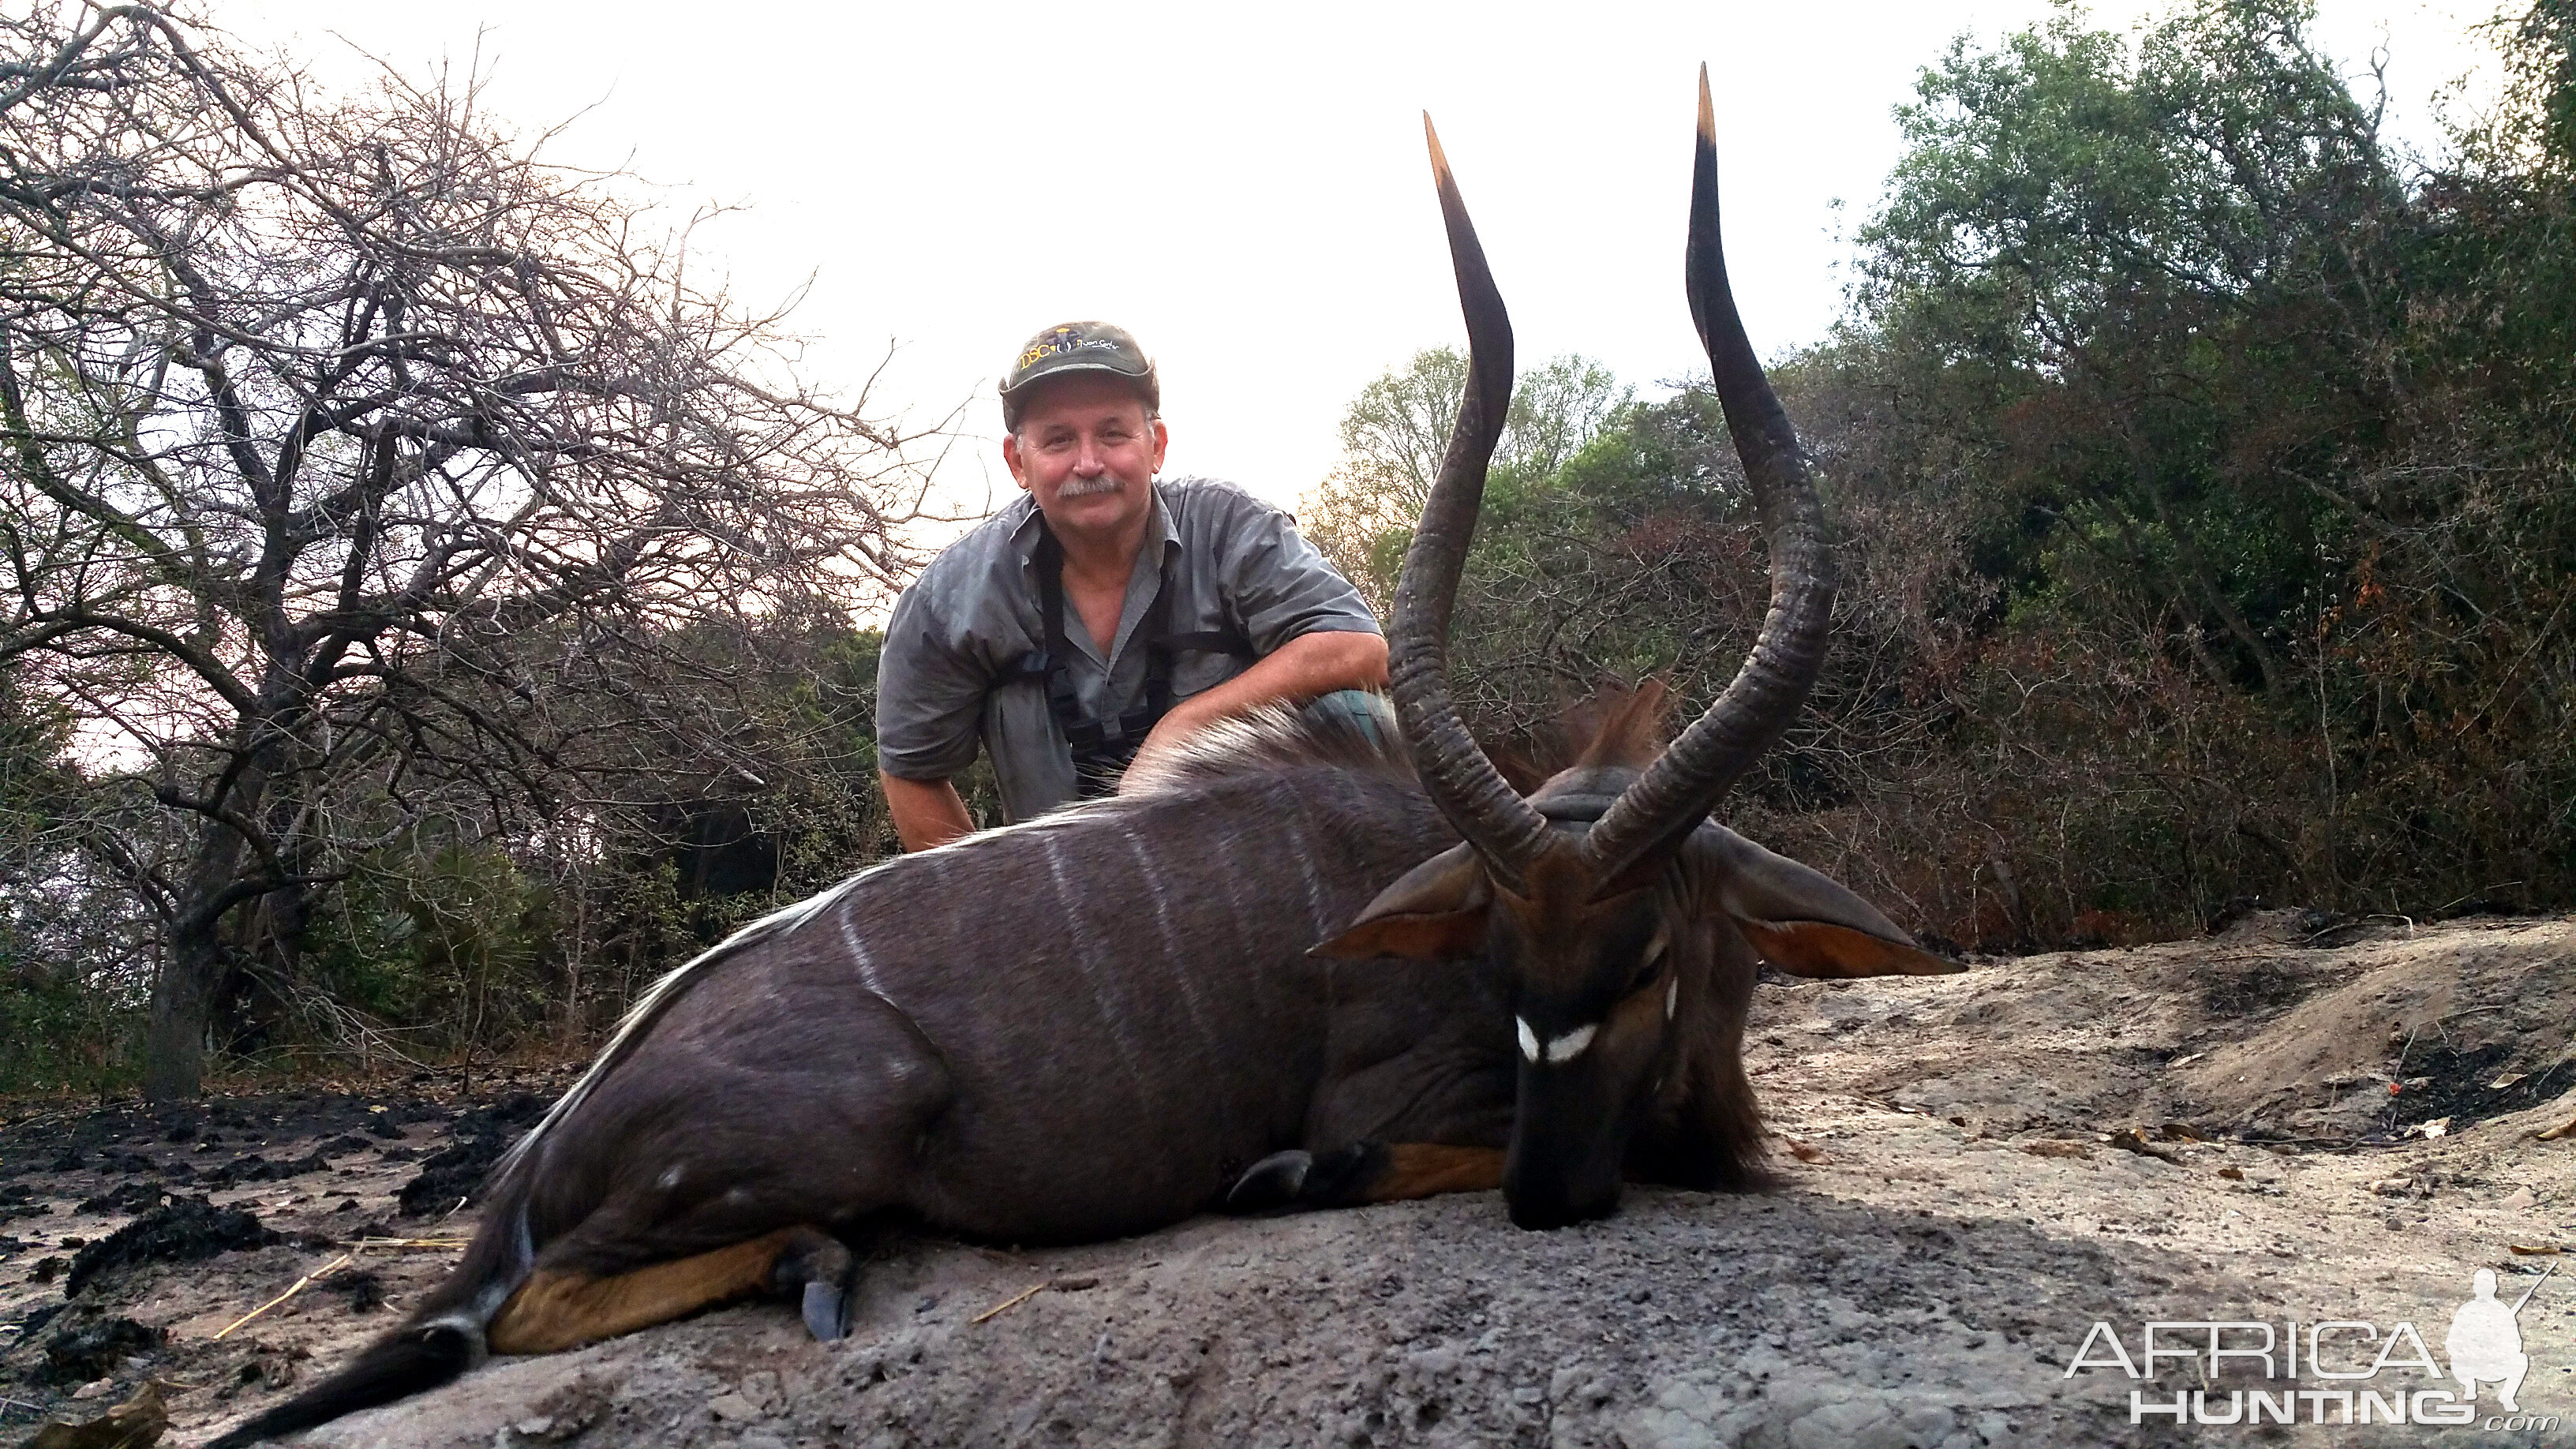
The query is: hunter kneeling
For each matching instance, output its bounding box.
[875,320,1389,850]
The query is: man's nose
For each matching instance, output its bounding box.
[1073,436,1107,473]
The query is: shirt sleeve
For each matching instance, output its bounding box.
[1211,492,1383,655]
[874,576,994,782]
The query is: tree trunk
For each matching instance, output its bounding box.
[144,762,268,1099]
[144,916,223,1099]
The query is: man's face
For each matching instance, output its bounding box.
[1002,373,1168,540]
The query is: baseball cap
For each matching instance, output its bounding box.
[1000,321,1159,430]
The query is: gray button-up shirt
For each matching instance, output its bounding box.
[876,477,1380,823]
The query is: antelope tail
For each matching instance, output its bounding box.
[203,1170,537,1448]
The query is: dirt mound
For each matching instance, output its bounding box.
[38,1313,164,1386]
[64,1196,279,1297]
[394,1091,546,1216]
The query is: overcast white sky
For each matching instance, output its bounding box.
[224,0,2506,522]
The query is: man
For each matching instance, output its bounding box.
[875,321,1388,852]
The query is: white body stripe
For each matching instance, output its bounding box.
[1279,796,1332,938]
[1039,832,1152,1099]
[834,900,889,998]
[1119,823,1222,1063]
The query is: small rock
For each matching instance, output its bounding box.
[72,1377,116,1399]
[707,1392,759,1424]
[2503,1186,2537,1208]
[2370,1178,2413,1196]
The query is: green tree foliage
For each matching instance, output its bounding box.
[1833,0,2576,936]
[1304,348,1628,614]
[1309,0,2576,947]
[0,681,151,1094]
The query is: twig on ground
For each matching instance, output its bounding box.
[213,1250,355,1341]
[970,1281,1049,1325]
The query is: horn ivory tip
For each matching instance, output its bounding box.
[1697,63,1715,146]
[1424,112,1455,192]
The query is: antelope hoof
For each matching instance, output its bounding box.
[801,1279,853,1342]
[772,1230,856,1341]
[1226,1142,1384,1212]
[1226,1151,1313,1212]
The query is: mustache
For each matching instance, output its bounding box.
[1056,475,1125,499]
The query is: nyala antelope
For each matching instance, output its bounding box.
[209,69,1960,1447]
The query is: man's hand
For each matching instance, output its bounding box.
[881,770,975,852]
[1126,629,1388,781]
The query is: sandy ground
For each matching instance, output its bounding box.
[3,910,2572,1447]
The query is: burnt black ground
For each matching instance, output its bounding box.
[0,1067,575,1437]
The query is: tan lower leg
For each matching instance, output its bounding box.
[488,1228,802,1354]
[1360,1144,1506,1203]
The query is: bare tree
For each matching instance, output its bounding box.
[0,5,934,1096]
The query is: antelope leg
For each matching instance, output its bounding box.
[1226,1142,1505,1213]
[487,1226,846,1354]
[775,1230,859,1342]
[1357,1144,1507,1201]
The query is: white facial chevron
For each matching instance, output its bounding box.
[1518,1016,1599,1064]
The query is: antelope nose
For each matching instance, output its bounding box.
[1508,1193,1581,1231]
[1505,1181,1616,1231]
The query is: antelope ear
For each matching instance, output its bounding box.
[1682,825,1962,979]
[1731,919,1960,979]
[1312,843,1491,960]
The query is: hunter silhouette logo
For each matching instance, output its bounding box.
[2449,1264,2546,1412]
[2065,1261,2559,1428]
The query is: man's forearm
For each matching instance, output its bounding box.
[1178,629,1387,727]
[880,770,975,852]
